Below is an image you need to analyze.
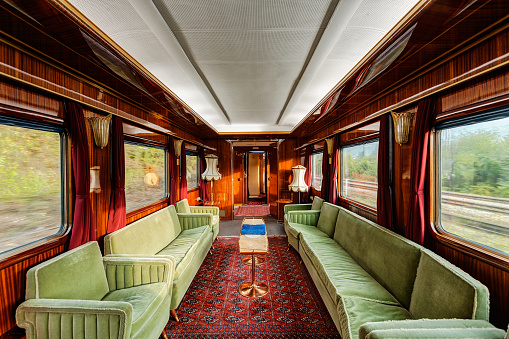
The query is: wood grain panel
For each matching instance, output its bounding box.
[186,188,200,206]
[232,150,245,205]
[0,244,66,335]
[126,199,169,225]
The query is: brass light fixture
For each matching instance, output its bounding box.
[325,137,334,164]
[88,114,112,149]
[174,139,183,165]
[391,111,414,145]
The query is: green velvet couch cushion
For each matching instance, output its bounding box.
[25,242,109,301]
[333,208,421,309]
[176,199,192,213]
[300,235,400,306]
[157,225,211,280]
[365,328,506,339]
[409,249,490,320]
[103,282,168,337]
[316,202,340,238]
[311,196,324,210]
[359,319,505,339]
[336,295,412,339]
[288,210,320,226]
[104,206,181,255]
[286,222,329,241]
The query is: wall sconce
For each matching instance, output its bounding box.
[88,114,112,149]
[90,166,101,193]
[174,139,183,165]
[391,111,414,145]
[325,137,334,164]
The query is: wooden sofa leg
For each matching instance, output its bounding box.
[162,331,169,339]
[287,243,291,251]
[171,309,179,322]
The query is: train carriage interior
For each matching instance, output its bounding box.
[1,0,509,338]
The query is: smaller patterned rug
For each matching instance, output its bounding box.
[163,236,340,338]
[235,205,271,216]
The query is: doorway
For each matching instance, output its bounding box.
[246,151,266,205]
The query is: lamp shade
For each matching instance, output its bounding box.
[202,154,222,181]
[289,165,308,192]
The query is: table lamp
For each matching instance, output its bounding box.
[289,165,308,203]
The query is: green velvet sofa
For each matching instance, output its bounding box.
[284,196,324,249]
[176,198,220,240]
[16,241,174,339]
[285,202,505,339]
[104,205,214,318]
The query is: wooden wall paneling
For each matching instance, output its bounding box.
[268,148,278,217]
[232,150,245,206]
[277,139,300,217]
[211,140,234,220]
[187,188,200,206]
[0,244,66,336]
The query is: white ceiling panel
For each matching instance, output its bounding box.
[65,0,423,133]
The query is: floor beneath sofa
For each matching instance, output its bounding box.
[162,236,339,338]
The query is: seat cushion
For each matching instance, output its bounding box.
[337,295,413,339]
[316,203,340,238]
[157,225,211,280]
[103,282,168,337]
[26,242,109,301]
[311,196,324,210]
[300,235,400,306]
[286,222,329,240]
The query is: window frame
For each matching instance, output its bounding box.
[123,139,168,213]
[310,152,323,191]
[432,108,509,266]
[339,138,379,212]
[0,116,69,261]
[185,151,200,191]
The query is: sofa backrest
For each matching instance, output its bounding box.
[176,199,191,213]
[311,196,324,210]
[410,249,489,320]
[333,208,421,309]
[104,205,182,255]
[316,202,340,238]
[26,242,109,301]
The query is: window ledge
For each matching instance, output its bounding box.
[339,197,377,215]
[430,222,509,272]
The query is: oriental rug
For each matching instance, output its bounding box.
[162,236,340,339]
[235,205,271,216]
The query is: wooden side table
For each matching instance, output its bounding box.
[275,199,293,223]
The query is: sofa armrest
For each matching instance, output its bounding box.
[359,319,505,339]
[288,210,320,226]
[190,206,220,215]
[284,203,312,214]
[103,256,175,291]
[17,299,133,339]
[177,212,213,230]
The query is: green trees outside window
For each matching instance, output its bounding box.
[186,153,199,190]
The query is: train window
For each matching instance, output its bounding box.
[124,142,166,211]
[311,153,323,191]
[341,140,379,208]
[186,152,199,190]
[437,114,509,255]
[0,119,66,256]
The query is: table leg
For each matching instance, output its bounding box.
[241,255,265,265]
[238,252,268,298]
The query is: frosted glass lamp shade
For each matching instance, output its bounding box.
[289,165,308,192]
[202,154,222,181]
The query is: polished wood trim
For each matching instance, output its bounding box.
[339,197,377,216]
[339,132,379,147]
[0,234,68,271]
[437,93,509,122]
[124,134,167,148]
[126,198,170,223]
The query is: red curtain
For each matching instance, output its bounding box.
[302,146,312,202]
[107,116,126,234]
[65,101,96,249]
[328,135,339,204]
[168,137,178,205]
[377,114,393,229]
[179,142,187,200]
[321,140,330,202]
[199,148,210,201]
[406,98,435,245]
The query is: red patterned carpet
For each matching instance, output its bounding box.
[163,237,340,339]
[235,205,271,216]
